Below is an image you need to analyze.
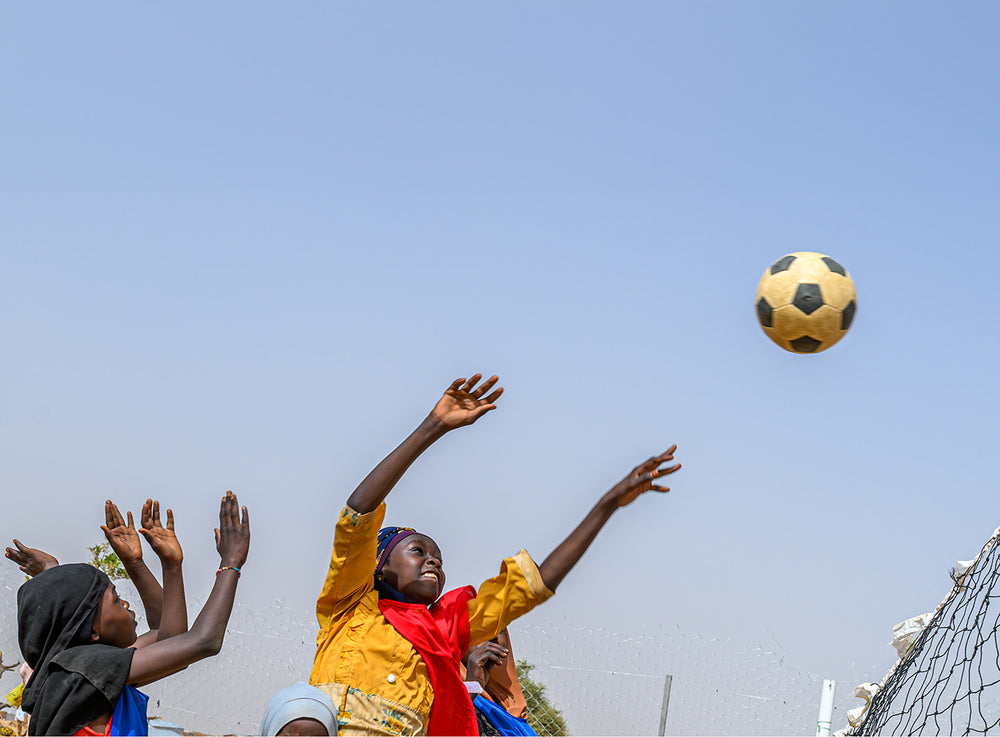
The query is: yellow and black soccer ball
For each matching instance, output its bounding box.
[755,252,857,353]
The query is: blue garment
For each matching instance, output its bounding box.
[110,686,148,736]
[473,695,536,736]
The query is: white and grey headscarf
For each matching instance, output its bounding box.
[259,681,338,736]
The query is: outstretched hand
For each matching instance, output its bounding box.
[430,374,503,430]
[215,491,250,568]
[139,499,184,566]
[102,501,144,566]
[5,540,58,576]
[606,445,681,508]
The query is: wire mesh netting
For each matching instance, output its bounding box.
[850,527,1000,736]
[0,564,878,735]
[510,621,880,735]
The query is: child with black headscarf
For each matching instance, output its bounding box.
[17,491,250,736]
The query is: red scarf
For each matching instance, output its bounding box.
[378,585,478,736]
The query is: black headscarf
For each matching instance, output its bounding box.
[17,564,134,735]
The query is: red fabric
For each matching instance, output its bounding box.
[379,585,478,736]
[74,715,112,736]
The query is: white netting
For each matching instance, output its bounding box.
[0,565,877,735]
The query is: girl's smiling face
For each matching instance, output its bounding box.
[379,534,445,605]
[91,583,137,647]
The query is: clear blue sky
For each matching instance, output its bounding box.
[4,1,1000,687]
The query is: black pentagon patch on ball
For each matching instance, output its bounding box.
[821,256,846,276]
[792,283,823,315]
[770,255,796,274]
[756,297,773,328]
[790,336,822,353]
[841,299,856,330]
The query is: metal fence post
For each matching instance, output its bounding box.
[658,674,673,736]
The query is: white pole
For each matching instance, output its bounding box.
[657,674,673,736]
[816,679,836,736]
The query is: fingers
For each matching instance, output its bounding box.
[634,446,680,475]
[650,485,671,493]
[643,463,681,482]
[106,500,125,528]
[241,505,250,533]
[460,374,504,404]
[141,499,153,528]
[219,491,238,527]
[166,508,175,531]
[449,378,465,391]
[126,511,135,529]
[13,539,28,553]
[460,374,482,393]
[152,500,161,527]
[471,375,498,399]
[470,404,497,420]
[480,641,508,657]
[471,642,508,669]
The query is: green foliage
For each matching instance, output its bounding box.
[87,542,128,580]
[516,659,569,736]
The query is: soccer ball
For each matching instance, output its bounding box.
[755,252,857,353]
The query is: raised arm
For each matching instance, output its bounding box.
[5,540,59,576]
[126,491,250,686]
[139,499,188,641]
[346,374,503,514]
[102,501,164,639]
[538,446,681,592]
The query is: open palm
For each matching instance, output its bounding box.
[430,374,504,429]
[102,501,143,565]
[140,499,183,565]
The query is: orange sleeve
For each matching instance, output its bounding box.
[467,549,554,646]
[315,503,385,631]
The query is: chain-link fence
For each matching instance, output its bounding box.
[0,565,882,735]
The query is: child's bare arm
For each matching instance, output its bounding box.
[139,499,188,641]
[102,501,164,639]
[346,374,503,514]
[127,491,249,686]
[538,446,681,592]
[4,540,58,576]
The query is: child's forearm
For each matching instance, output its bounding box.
[184,567,238,653]
[346,415,448,514]
[123,559,164,629]
[538,495,618,592]
[156,561,188,640]
[127,568,240,685]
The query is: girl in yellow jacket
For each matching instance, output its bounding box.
[310,374,681,736]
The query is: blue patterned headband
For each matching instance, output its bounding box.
[376,526,418,573]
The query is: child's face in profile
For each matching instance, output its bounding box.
[380,534,445,605]
[91,583,137,648]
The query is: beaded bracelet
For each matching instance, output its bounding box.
[216,566,241,578]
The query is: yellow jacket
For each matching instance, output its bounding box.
[310,504,553,735]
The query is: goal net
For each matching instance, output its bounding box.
[850,525,1000,735]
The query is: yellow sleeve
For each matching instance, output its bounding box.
[315,503,385,631]
[467,549,554,646]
